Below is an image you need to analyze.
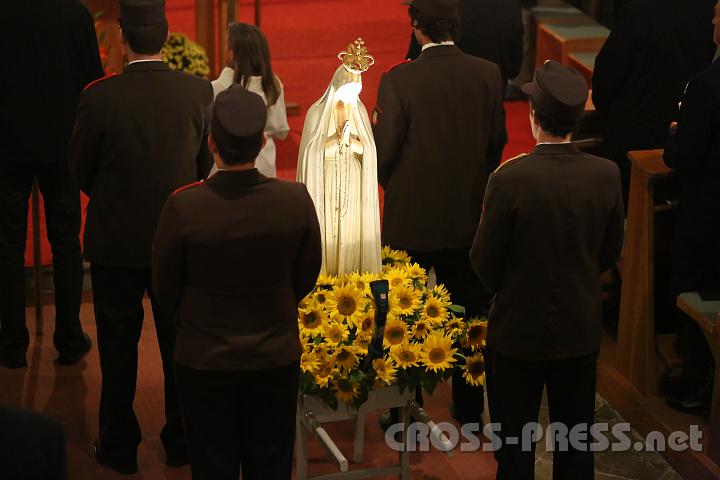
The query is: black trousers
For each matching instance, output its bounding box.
[405,248,490,421]
[90,264,184,458]
[486,350,597,480]
[175,362,300,480]
[0,162,85,357]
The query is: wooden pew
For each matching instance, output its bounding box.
[616,149,673,396]
[568,51,597,87]
[677,292,720,466]
[536,22,609,67]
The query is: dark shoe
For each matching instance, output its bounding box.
[666,395,711,416]
[165,448,189,468]
[449,404,483,427]
[93,440,138,475]
[0,349,27,369]
[57,333,92,365]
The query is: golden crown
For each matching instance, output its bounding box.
[338,38,375,74]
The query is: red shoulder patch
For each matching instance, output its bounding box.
[83,73,117,91]
[386,59,411,73]
[172,181,204,196]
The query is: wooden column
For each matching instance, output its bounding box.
[196,0,217,76]
[616,150,672,396]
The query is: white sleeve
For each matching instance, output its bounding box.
[265,77,290,140]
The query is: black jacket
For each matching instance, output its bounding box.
[471,144,624,361]
[152,170,322,371]
[373,45,505,251]
[406,0,523,84]
[69,61,213,267]
[592,0,715,155]
[664,59,720,296]
[0,0,103,165]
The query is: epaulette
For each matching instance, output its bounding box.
[83,73,117,91]
[387,59,411,73]
[172,180,204,196]
[494,153,527,173]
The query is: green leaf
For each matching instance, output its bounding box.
[449,304,466,314]
[422,374,438,395]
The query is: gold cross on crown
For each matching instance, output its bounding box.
[338,38,375,74]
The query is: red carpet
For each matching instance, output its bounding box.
[26,0,534,266]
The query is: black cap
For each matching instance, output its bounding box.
[522,60,588,127]
[119,0,167,27]
[401,0,459,19]
[211,85,267,160]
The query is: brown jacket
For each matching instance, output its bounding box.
[152,170,322,371]
[470,144,624,361]
[373,45,505,251]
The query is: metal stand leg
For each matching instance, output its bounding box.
[399,403,410,479]
[31,180,43,335]
[353,410,366,463]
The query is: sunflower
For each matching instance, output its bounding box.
[357,309,375,337]
[392,285,422,316]
[463,353,486,387]
[326,284,366,325]
[382,245,406,265]
[411,318,432,340]
[420,333,457,372]
[373,357,398,386]
[444,317,464,336]
[422,295,449,323]
[323,321,349,345]
[300,352,320,374]
[383,317,409,347]
[316,274,338,288]
[315,359,335,388]
[333,378,360,403]
[405,263,428,283]
[385,268,410,289]
[333,345,360,372]
[348,272,374,296]
[298,304,328,337]
[466,319,488,351]
[390,343,421,368]
[432,284,452,307]
[313,290,330,307]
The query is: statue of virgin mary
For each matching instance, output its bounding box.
[297,38,382,276]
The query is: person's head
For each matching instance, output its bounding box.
[713,0,720,46]
[522,61,588,141]
[226,23,281,106]
[403,0,459,45]
[119,0,169,56]
[209,85,268,169]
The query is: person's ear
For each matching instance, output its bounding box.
[208,135,219,155]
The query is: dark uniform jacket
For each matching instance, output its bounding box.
[664,59,720,297]
[0,0,103,165]
[69,61,213,267]
[152,170,322,371]
[373,45,505,251]
[592,0,715,160]
[406,0,524,84]
[470,144,624,361]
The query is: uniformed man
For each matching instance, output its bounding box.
[153,85,322,480]
[69,0,213,474]
[0,0,103,369]
[373,0,505,427]
[471,61,624,479]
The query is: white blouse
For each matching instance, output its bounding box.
[210,67,290,177]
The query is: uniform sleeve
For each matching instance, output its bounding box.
[599,169,625,273]
[69,91,102,195]
[469,173,513,293]
[292,186,322,303]
[196,84,215,179]
[591,7,637,114]
[152,195,185,322]
[373,73,407,189]
[266,78,290,140]
[663,77,714,174]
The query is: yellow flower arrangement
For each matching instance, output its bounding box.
[297,247,486,409]
[162,33,210,78]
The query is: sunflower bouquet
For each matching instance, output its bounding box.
[162,33,211,78]
[298,247,488,410]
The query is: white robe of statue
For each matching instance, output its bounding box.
[297,65,382,276]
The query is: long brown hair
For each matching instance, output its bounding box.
[227,23,281,106]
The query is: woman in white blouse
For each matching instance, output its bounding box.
[211,23,289,177]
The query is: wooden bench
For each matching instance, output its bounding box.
[677,292,720,466]
[568,51,597,87]
[536,22,609,67]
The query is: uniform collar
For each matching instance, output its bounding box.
[418,44,463,58]
[531,142,581,156]
[421,41,455,52]
[205,168,269,186]
[123,60,169,74]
